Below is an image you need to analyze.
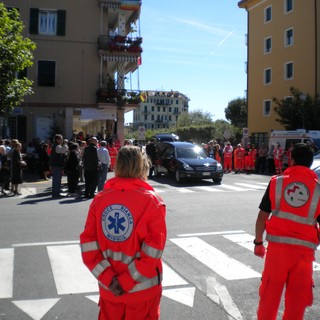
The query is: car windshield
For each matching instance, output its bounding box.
[176,146,208,159]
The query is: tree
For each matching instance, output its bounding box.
[0,4,36,117]
[224,98,247,128]
[177,109,213,128]
[273,87,320,130]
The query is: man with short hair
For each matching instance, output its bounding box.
[50,134,68,198]
[83,137,100,198]
[97,140,110,192]
[254,143,320,319]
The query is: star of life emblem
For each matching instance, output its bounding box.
[284,182,310,208]
[102,204,134,242]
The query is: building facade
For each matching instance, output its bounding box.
[238,0,320,146]
[1,0,142,145]
[133,90,189,130]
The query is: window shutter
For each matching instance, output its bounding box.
[29,8,39,34]
[57,10,66,36]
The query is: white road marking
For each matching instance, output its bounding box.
[0,248,14,298]
[171,237,261,280]
[234,183,265,190]
[176,188,195,193]
[194,186,223,192]
[178,230,245,237]
[214,282,243,320]
[217,184,247,191]
[162,287,196,307]
[12,240,80,247]
[162,262,188,287]
[12,298,60,320]
[47,244,98,294]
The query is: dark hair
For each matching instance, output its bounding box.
[291,143,313,168]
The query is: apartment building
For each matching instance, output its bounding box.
[133,90,189,130]
[238,0,320,146]
[2,0,142,144]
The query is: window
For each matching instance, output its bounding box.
[144,115,147,121]
[285,62,294,80]
[162,107,165,112]
[263,100,271,116]
[264,68,272,85]
[285,0,293,13]
[144,105,148,112]
[37,60,56,87]
[285,28,294,47]
[265,6,272,23]
[157,106,160,112]
[29,8,66,36]
[264,37,272,53]
[151,106,154,112]
[151,115,154,121]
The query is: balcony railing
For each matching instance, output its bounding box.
[96,88,142,106]
[98,35,143,53]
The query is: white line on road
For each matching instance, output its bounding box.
[12,240,80,247]
[0,248,14,298]
[47,244,98,295]
[234,183,265,190]
[171,237,261,280]
[194,186,224,192]
[178,230,245,237]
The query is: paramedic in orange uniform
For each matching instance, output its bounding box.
[234,143,245,173]
[223,141,233,173]
[80,146,167,320]
[254,143,320,320]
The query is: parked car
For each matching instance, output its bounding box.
[153,141,223,184]
[152,133,179,143]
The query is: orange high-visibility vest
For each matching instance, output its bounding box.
[266,166,320,250]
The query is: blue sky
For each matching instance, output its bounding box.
[126,1,247,122]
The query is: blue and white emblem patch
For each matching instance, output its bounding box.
[102,204,134,242]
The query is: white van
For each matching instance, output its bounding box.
[269,129,320,165]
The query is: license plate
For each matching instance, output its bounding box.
[202,172,211,176]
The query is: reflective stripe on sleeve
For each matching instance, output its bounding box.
[266,234,318,250]
[275,176,284,209]
[92,260,111,278]
[128,262,148,282]
[81,241,100,253]
[102,249,136,264]
[141,242,163,259]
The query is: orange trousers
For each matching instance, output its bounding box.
[98,293,161,320]
[224,158,232,172]
[257,243,314,320]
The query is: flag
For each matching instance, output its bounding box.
[137,56,142,66]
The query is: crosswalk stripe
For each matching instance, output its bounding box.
[234,183,266,190]
[176,188,194,193]
[47,244,98,295]
[217,184,247,191]
[170,237,261,280]
[0,248,14,298]
[194,186,223,192]
[225,233,320,271]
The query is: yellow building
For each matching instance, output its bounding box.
[238,0,320,145]
[1,0,142,145]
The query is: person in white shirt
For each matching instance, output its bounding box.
[97,140,111,191]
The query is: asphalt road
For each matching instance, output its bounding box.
[1,171,320,320]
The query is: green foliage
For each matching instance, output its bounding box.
[224,98,247,128]
[0,4,36,115]
[273,87,320,130]
[177,109,213,127]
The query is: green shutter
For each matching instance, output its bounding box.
[57,10,66,36]
[29,8,39,34]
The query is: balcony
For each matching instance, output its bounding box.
[98,35,142,53]
[96,88,142,106]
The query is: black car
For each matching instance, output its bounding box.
[154,141,223,184]
[152,133,179,143]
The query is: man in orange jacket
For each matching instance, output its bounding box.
[80,146,167,320]
[254,143,320,320]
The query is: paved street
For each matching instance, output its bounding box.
[1,172,320,320]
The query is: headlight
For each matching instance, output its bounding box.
[183,163,193,171]
[216,163,223,171]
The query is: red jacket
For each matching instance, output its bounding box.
[80,177,166,303]
[266,166,320,251]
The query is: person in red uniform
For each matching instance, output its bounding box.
[80,145,167,320]
[254,143,320,320]
[223,141,233,173]
[273,142,284,174]
[234,143,245,173]
[107,141,118,171]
